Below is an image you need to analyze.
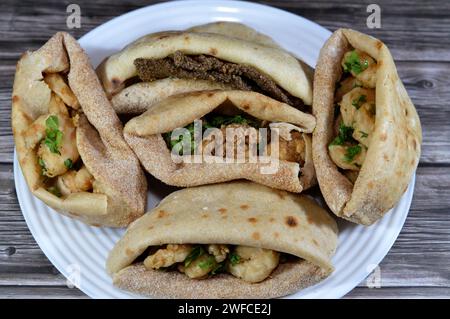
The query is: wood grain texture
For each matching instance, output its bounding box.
[1,0,449,299]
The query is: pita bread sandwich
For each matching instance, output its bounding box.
[123,89,316,193]
[312,29,422,225]
[108,22,309,115]
[98,22,313,111]
[109,22,314,115]
[106,182,338,298]
[99,22,316,193]
[12,32,147,227]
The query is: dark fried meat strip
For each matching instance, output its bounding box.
[134,51,304,109]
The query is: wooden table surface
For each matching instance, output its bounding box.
[1,0,449,299]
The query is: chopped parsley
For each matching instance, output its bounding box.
[359,131,369,138]
[38,158,47,175]
[64,159,73,169]
[164,122,197,155]
[344,145,362,163]
[164,114,260,154]
[330,123,355,146]
[343,50,369,75]
[210,262,226,275]
[184,246,204,267]
[198,256,215,270]
[207,114,260,128]
[229,252,241,266]
[44,115,63,154]
[352,95,366,109]
[47,186,61,198]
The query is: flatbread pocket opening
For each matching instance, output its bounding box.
[97,22,313,110]
[12,32,147,227]
[123,90,317,193]
[106,182,338,298]
[312,29,422,225]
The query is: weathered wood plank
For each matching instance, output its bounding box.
[345,287,450,299]
[0,0,449,62]
[0,273,64,286]
[0,286,87,298]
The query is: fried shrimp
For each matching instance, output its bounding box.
[342,49,377,88]
[144,244,193,270]
[184,254,216,279]
[36,113,79,177]
[56,165,95,196]
[275,131,306,164]
[24,94,79,178]
[201,124,259,160]
[227,246,279,283]
[328,143,367,171]
[207,244,229,263]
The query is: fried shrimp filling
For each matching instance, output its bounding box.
[142,244,287,283]
[163,113,308,166]
[329,48,377,182]
[22,73,95,197]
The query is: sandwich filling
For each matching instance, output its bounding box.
[163,113,307,166]
[22,73,97,198]
[328,49,377,183]
[134,51,305,109]
[141,244,297,283]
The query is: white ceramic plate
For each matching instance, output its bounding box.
[14,0,415,298]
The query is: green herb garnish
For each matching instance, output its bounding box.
[344,144,362,163]
[229,252,241,266]
[164,114,260,154]
[359,131,369,138]
[184,246,204,267]
[343,50,368,75]
[210,262,226,275]
[164,122,197,155]
[64,159,73,169]
[208,114,260,128]
[330,123,355,146]
[38,158,46,168]
[352,95,366,109]
[48,186,61,198]
[44,115,63,154]
[38,158,47,175]
[198,256,215,270]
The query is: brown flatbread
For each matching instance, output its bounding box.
[12,32,147,227]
